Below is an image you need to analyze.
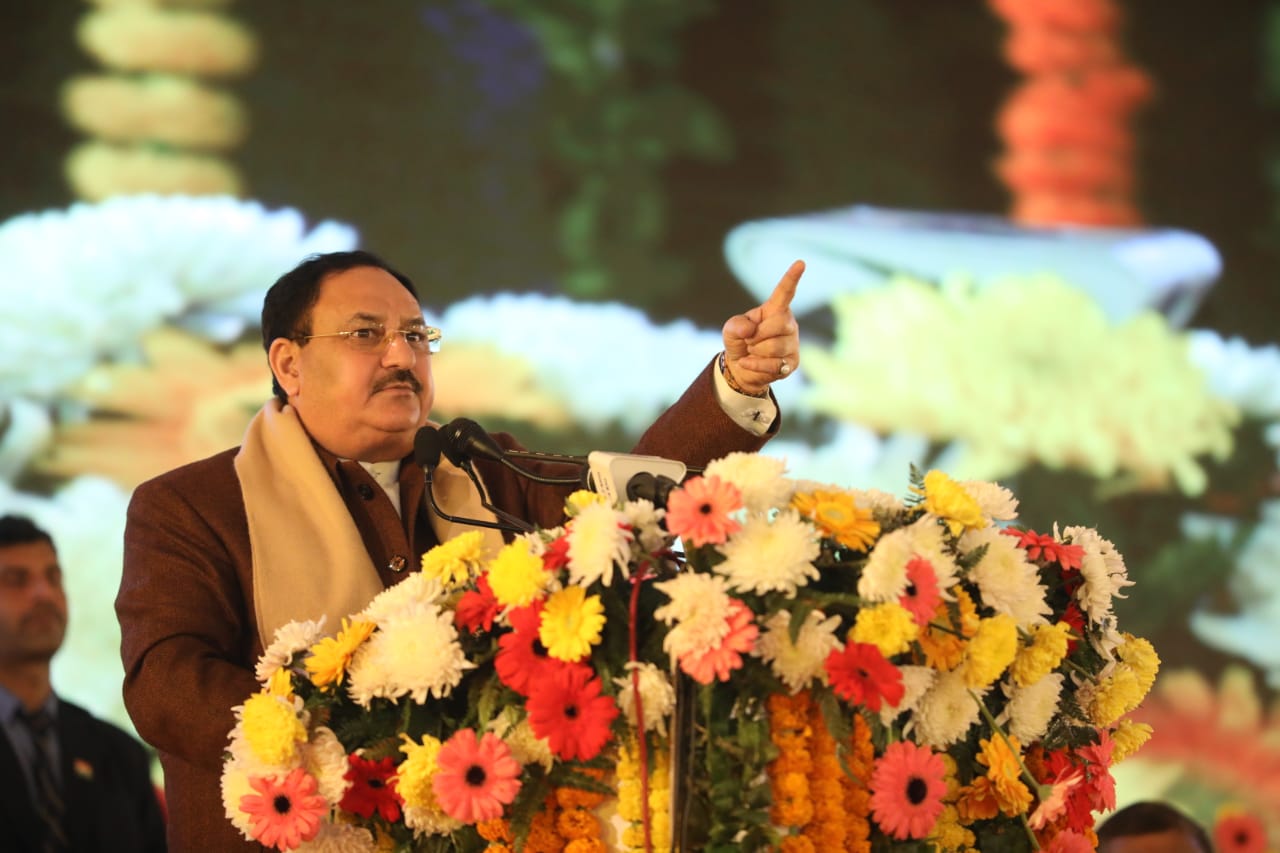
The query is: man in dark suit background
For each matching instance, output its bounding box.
[0,514,167,853]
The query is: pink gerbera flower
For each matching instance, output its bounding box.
[1216,811,1269,853]
[868,740,947,840]
[899,556,942,626]
[339,753,402,822]
[525,664,619,761]
[679,599,758,684]
[432,729,522,824]
[824,642,905,712]
[664,476,742,547]
[239,767,327,851]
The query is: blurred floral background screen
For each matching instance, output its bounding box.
[3,0,1280,835]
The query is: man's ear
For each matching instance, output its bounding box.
[268,338,302,398]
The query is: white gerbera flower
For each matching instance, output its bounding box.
[567,501,634,587]
[295,822,378,853]
[714,509,820,597]
[859,516,958,602]
[961,480,1019,522]
[1062,525,1134,621]
[614,662,676,732]
[346,603,472,707]
[654,573,733,659]
[913,669,984,747]
[302,726,350,806]
[880,665,937,727]
[753,609,841,693]
[255,617,327,684]
[359,573,445,625]
[622,498,668,553]
[1001,673,1065,744]
[704,452,793,514]
[962,527,1051,628]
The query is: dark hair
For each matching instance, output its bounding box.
[260,250,420,402]
[1098,801,1213,852]
[0,515,54,549]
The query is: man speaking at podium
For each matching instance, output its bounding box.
[115,249,803,851]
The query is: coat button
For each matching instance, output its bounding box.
[357,484,375,500]
[387,555,408,573]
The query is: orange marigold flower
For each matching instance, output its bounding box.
[781,835,816,853]
[477,818,514,842]
[564,839,607,853]
[556,807,601,841]
[956,776,1001,822]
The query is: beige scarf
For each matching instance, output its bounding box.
[235,401,504,643]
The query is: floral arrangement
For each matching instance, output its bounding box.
[221,456,1159,852]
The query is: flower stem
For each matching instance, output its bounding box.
[970,690,1044,852]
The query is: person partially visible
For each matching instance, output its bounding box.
[1098,800,1214,853]
[0,514,167,853]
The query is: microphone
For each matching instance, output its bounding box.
[438,418,583,486]
[624,471,680,508]
[413,425,532,534]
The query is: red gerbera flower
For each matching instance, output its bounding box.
[339,753,402,822]
[1001,527,1084,569]
[664,475,742,547]
[824,642,905,713]
[456,574,501,634]
[432,728,522,824]
[542,535,571,571]
[239,767,327,851]
[868,740,947,840]
[899,556,942,626]
[494,602,589,696]
[526,664,619,761]
[1215,810,1269,853]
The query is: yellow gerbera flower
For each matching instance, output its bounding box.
[241,692,306,765]
[539,585,606,662]
[487,540,550,608]
[850,602,918,657]
[919,470,985,536]
[305,617,375,691]
[420,530,485,588]
[566,489,608,515]
[791,489,880,551]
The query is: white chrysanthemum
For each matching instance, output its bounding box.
[0,196,356,399]
[753,609,842,693]
[880,665,937,727]
[614,662,677,732]
[359,573,445,625]
[488,706,554,773]
[654,573,733,659]
[219,761,257,839]
[912,669,984,747]
[858,516,958,602]
[622,499,669,554]
[295,822,378,853]
[404,804,464,838]
[1001,673,1065,744]
[961,480,1019,523]
[255,617,327,684]
[345,603,472,707]
[1062,525,1134,621]
[852,487,907,518]
[301,726,350,806]
[961,527,1051,628]
[704,452,793,514]
[714,509,820,597]
[567,501,634,587]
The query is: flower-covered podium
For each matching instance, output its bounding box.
[222,457,1157,852]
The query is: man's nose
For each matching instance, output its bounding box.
[381,332,417,368]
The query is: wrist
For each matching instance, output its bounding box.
[719,351,768,398]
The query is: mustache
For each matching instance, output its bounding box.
[373,370,423,393]
[23,603,65,628]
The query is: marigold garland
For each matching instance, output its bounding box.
[802,698,847,851]
[767,690,815,831]
[841,712,874,853]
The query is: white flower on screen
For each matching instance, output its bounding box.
[858,516,957,603]
[880,665,937,728]
[567,501,634,588]
[302,726,351,806]
[621,498,667,553]
[714,510,820,597]
[359,572,445,624]
[614,662,676,733]
[704,452,792,515]
[913,668,985,748]
[654,572,732,659]
[1001,673,1065,745]
[345,602,471,707]
[753,609,841,694]
[1062,524,1133,622]
[256,617,327,685]
[962,526,1051,628]
[294,822,377,853]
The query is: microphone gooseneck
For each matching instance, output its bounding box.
[439,417,583,486]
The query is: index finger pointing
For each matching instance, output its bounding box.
[764,259,805,314]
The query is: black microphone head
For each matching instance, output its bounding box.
[413,426,444,470]
[440,418,504,466]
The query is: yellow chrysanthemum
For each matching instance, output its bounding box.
[539,585,606,662]
[1110,718,1153,762]
[486,541,550,608]
[791,489,880,551]
[850,602,918,657]
[241,692,306,766]
[920,469,986,536]
[395,733,445,809]
[566,489,609,515]
[963,614,1019,689]
[305,618,376,691]
[977,734,1033,816]
[420,530,485,588]
[1010,621,1071,687]
[266,667,294,698]
[1118,633,1160,695]
[1087,666,1146,727]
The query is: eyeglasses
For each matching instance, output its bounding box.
[297,324,443,354]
